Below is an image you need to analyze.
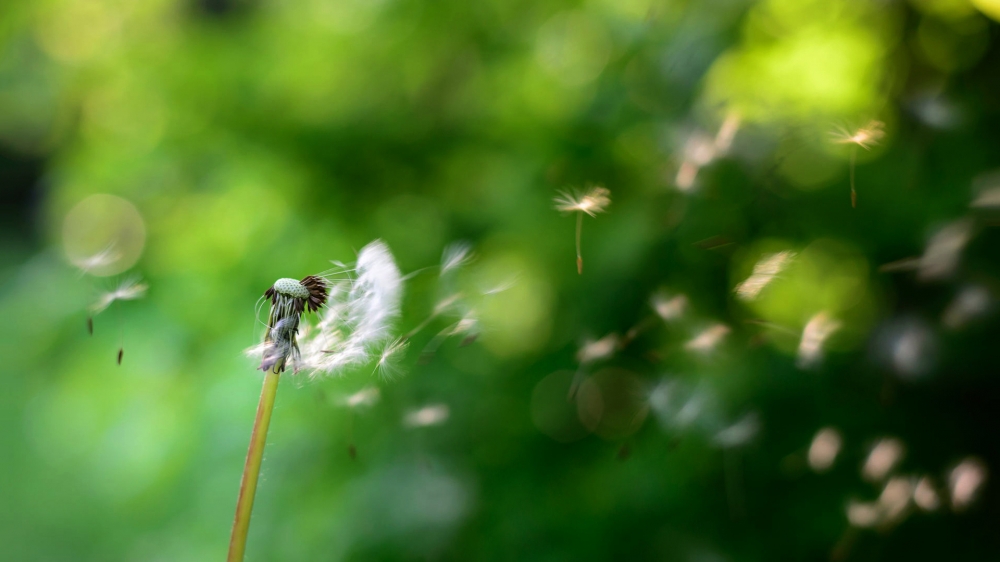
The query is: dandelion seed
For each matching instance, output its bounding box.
[90,277,148,314]
[685,323,730,354]
[373,338,408,380]
[846,499,881,528]
[808,427,842,472]
[72,244,121,275]
[832,120,885,151]
[878,476,913,525]
[913,476,940,511]
[832,120,884,208]
[949,457,987,512]
[942,285,991,330]
[919,219,973,281]
[862,438,905,482]
[797,312,841,368]
[296,240,404,377]
[713,412,760,448]
[87,316,93,336]
[971,185,1000,208]
[735,251,795,301]
[441,242,473,274]
[576,334,619,364]
[404,404,450,428]
[651,292,687,322]
[117,347,123,365]
[343,386,381,409]
[554,186,611,274]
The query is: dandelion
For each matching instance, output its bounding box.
[831,120,885,207]
[231,240,401,562]
[554,186,611,274]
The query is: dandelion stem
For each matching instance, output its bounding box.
[575,212,583,275]
[849,147,857,208]
[228,367,280,562]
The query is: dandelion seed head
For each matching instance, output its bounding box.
[832,120,885,150]
[272,278,311,299]
[553,186,611,217]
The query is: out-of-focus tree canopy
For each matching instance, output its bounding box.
[1,0,999,559]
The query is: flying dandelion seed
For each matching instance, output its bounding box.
[249,240,404,377]
[878,476,913,525]
[90,277,148,315]
[88,277,147,363]
[713,412,760,448]
[735,251,795,301]
[919,219,973,281]
[685,324,730,354]
[651,291,687,322]
[862,438,905,482]
[942,285,991,330]
[72,244,122,276]
[373,338,409,380]
[404,404,450,428]
[576,334,619,364]
[797,312,841,368]
[441,242,473,274]
[949,457,987,512]
[343,386,381,409]
[554,186,611,274]
[808,427,842,472]
[832,120,885,207]
[913,476,940,511]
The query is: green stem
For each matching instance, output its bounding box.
[850,147,857,208]
[575,212,583,275]
[227,368,280,562]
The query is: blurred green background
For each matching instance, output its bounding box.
[2,0,1000,560]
